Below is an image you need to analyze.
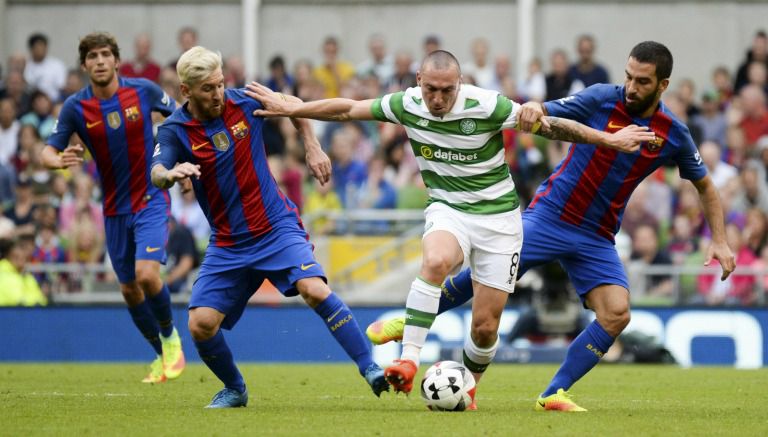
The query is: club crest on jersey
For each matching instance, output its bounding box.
[212,132,230,151]
[107,111,121,129]
[459,118,477,135]
[124,106,140,122]
[230,121,249,139]
[416,118,429,127]
[646,136,664,152]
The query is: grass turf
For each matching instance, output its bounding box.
[1,363,766,436]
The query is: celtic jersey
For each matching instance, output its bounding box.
[371,84,521,214]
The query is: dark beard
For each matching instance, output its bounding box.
[624,88,659,116]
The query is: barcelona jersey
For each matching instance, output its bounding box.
[153,88,302,248]
[529,84,706,240]
[48,77,176,216]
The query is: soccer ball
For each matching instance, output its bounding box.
[420,361,476,411]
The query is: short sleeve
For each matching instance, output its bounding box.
[543,84,607,124]
[673,128,707,181]
[152,124,181,170]
[147,81,177,116]
[494,96,521,130]
[371,92,405,124]
[47,98,79,151]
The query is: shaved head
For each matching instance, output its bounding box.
[420,49,461,74]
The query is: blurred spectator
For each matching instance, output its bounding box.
[691,90,727,147]
[6,53,27,75]
[382,138,419,189]
[676,78,700,117]
[159,66,182,103]
[60,69,86,101]
[265,55,295,93]
[0,98,20,187]
[734,30,767,93]
[567,34,610,87]
[711,65,734,109]
[517,57,546,102]
[23,33,66,102]
[696,223,756,306]
[13,124,40,174]
[171,186,210,245]
[280,150,305,212]
[291,59,315,97]
[621,181,659,238]
[66,209,104,264]
[168,26,198,70]
[19,90,55,139]
[164,217,199,294]
[746,60,768,96]
[488,54,512,94]
[356,34,393,85]
[355,157,397,209]
[396,173,428,210]
[735,85,768,148]
[31,221,68,295]
[630,224,674,298]
[664,90,703,145]
[304,178,342,235]
[59,173,104,237]
[330,128,367,208]
[4,174,36,235]
[699,141,737,190]
[0,233,47,306]
[0,70,33,115]
[667,214,697,265]
[119,33,161,83]
[463,38,494,89]
[224,55,246,88]
[387,50,417,92]
[744,208,768,255]
[731,160,768,213]
[313,36,355,98]
[545,49,583,101]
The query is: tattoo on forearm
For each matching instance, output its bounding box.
[538,116,594,144]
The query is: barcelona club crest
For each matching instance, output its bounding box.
[212,132,230,151]
[124,105,140,122]
[107,111,121,129]
[646,136,664,152]
[230,120,249,139]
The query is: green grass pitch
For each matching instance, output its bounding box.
[1,363,766,436]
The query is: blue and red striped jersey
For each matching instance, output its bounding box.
[48,77,176,216]
[153,88,302,247]
[530,84,706,240]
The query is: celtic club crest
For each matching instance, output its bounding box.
[459,118,476,135]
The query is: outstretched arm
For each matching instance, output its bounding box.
[151,163,201,190]
[518,101,656,153]
[692,175,736,280]
[288,117,332,185]
[245,82,376,121]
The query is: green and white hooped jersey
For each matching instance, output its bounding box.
[371,85,521,215]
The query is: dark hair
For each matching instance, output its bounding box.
[629,41,673,80]
[78,32,120,65]
[756,30,767,39]
[269,55,285,70]
[421,49,461,73]
[28,33,48,49]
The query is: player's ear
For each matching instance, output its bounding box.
[416,71,422,87]
[180,83,191,99]
[658,78,670,93]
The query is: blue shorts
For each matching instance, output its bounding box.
[105,198,169,284]
[519,208,628,302]
[190,222,326,330]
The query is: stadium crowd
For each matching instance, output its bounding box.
[0,28,767,306]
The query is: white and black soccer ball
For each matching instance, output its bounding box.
[420,361,476,411]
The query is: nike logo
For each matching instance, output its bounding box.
[300,263,316,271]
[538,401,546,408]
[326,308,343,323]
[607,121,627,129]
[146,246,161,253]
[86,120,102,129]
[192,142,209,151]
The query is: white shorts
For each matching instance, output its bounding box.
[423,202,523,293]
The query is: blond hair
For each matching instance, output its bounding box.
[176,46,223,86]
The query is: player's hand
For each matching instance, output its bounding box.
[166,162,201,184]
[245,82,295,117]
[59,144,84,168]
[607,125,656,153]
[518,102,549,133]
[305,142,331,186]
[705,240,736,281]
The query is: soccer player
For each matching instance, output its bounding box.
[150,46,389,408]
[41,32,185,383]
[244,50,655,406]
[366,41,737,411]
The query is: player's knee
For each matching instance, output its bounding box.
[599,306,630,336]
[421,253,455,281]
[296,278,330,308]
[134,264,160,292]
[471,318,500,348]
[120,283,143,306]
[188,315,218,341]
